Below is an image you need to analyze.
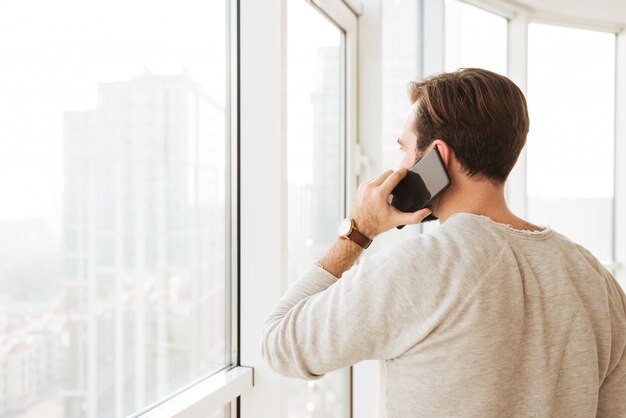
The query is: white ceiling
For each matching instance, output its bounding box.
[511,0,626,28]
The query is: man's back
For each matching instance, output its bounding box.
[379,213,626,417]
[262,213,626,417]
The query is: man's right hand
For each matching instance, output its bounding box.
[349,168,432,239]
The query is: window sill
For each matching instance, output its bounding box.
[138,366,254,418]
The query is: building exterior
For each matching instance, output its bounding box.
[62,71,227,418]
[0,321,64,416]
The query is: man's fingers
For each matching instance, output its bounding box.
[380,168,408,196]
[368,169,395,187]
[396,207,432,226]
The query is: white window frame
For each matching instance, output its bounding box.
[615,31,626,288]
[239,0,359,417]
[505,10,529,218]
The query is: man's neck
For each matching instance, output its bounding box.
[435,177,543,232]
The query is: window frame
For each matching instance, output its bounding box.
[283,1,354,415]
[614,31,626,288]
[0,0,245,416]
[133,0,251,416]
[238,0,359,417]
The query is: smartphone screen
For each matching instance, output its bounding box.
[390,147,450,227]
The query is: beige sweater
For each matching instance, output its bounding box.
[261,213,626,417]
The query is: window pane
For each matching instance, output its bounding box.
[0,1,231,417]
[287,1,349,417]
[382,0,420,170]
[527,24,615,262]
[445,0,508,75]
[382,0,427,239]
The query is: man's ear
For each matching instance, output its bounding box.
[431,139,451,168]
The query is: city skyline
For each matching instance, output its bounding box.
[1,70,229,418]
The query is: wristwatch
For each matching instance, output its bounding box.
[337,218,372,249]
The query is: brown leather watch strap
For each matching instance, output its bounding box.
[347,227,372,249]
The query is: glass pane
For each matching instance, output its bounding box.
[444,0,508,75]
[382,0,420,170]
[382,0,425,238]
[527,23,615,262]
[287,1,349,417]
[0,1,231,417]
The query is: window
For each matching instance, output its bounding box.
[0,0,232,417]
[527,23,615,264]
[286,1,350,417]
[444,0,508,75]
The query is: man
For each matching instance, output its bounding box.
[261,68,626,417]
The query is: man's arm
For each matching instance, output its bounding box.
[261,168,433,379]
[318,238,364,278]
[597,346,626,416]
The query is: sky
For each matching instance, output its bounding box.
[0,0,225,226]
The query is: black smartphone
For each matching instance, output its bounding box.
[390,147,451,228]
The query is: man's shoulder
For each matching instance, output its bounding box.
[391,213,507,279]
[565,236,626,303]
[414,213,505,254]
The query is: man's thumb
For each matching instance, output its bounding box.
[399,207,432,225]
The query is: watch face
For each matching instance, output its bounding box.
[337,218,352,237]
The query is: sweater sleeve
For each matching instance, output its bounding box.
[597,274,626,417]
[261,255,413,380]
[260,230,491,380]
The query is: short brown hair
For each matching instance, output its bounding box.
[407,68,529,183]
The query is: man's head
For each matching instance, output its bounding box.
[398,68,529,184]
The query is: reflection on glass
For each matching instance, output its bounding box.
[527,23,615,262]
[444,0,507,75]
[0,1,230,417]
[287,1,349,417]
